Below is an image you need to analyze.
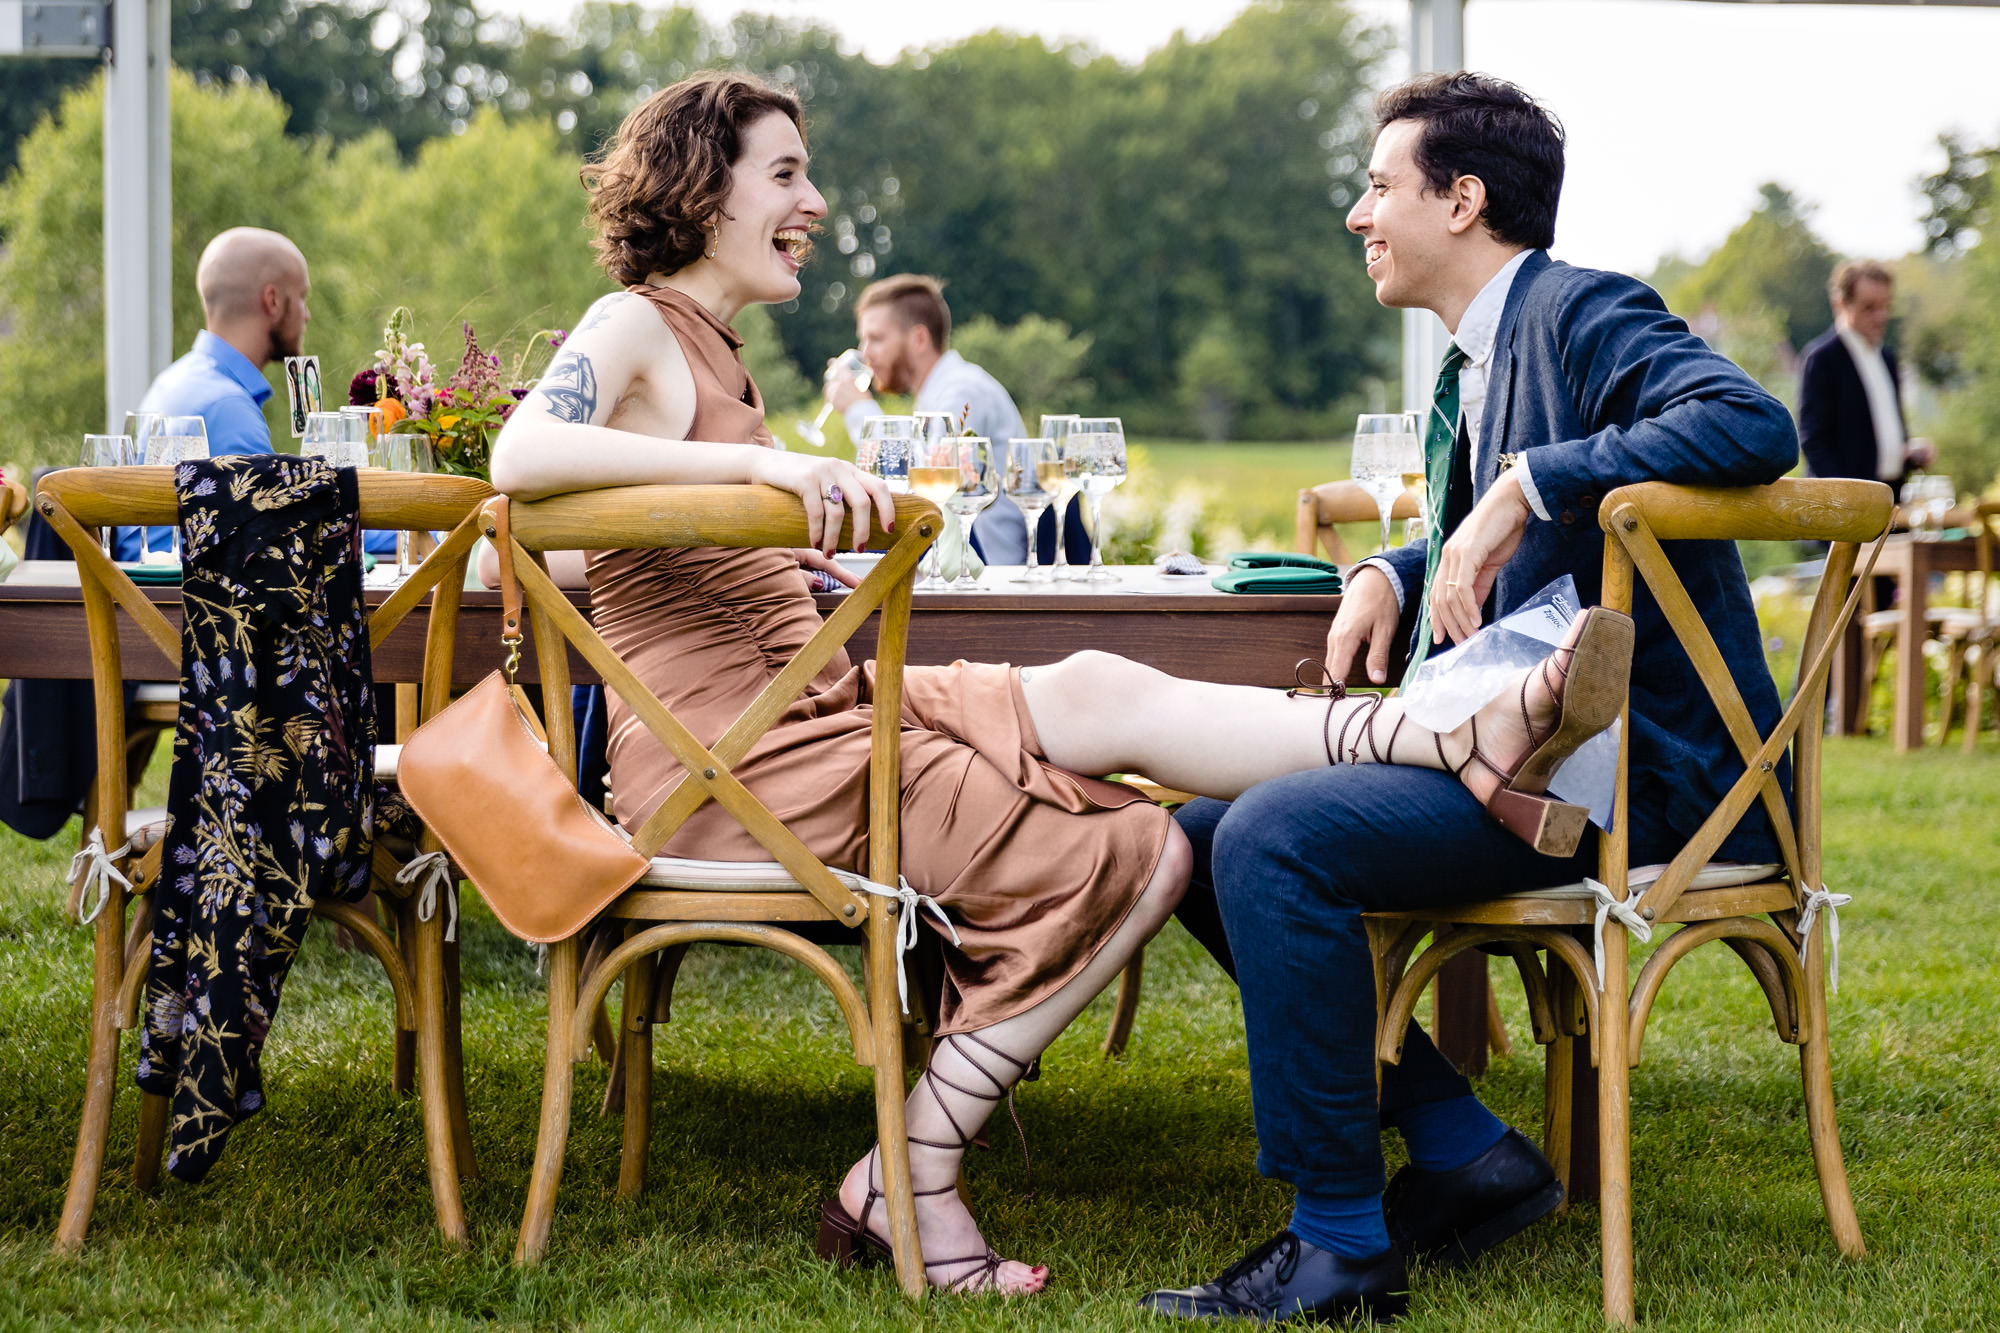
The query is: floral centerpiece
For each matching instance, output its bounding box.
[349,307,565,481]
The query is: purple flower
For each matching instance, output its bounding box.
[349,367,380,406]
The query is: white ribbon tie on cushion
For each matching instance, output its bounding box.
[397,850,459,943]
[1795,884,1853,993]
[852,874,961,1014]
[67,827,133,925]
[1585,877,1653,984]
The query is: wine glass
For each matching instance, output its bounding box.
[1928,475,1957,537]
[1005,437,1056,584]
[149,416,208,563]
[942,436,995,591]
[1352,412,1423,555]
[1069,417,1127,584]
[909,427,969,591]
[302,411,367,468]
[79,434,135,557]
[796,348,873,448]
[1039,414,1083,580]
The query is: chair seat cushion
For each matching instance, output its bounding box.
[1504,861,1784,901]
[636,856,882,895]
[375,743,401,782]
[126,807,171,853]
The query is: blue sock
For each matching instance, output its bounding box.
[1393,1094,1509,1173]
[1288,1190,1391,1259]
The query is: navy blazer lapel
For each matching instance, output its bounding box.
[1476,249,1551,494]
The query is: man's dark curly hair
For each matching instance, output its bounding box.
[1375,72,1565,251]
[582,72,808,286]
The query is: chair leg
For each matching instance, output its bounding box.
[392,906,418,1097]
[1485,982,1513,1058]
[617,949,657,1199]
[132,1090,169,1193]
[517,937,580,1265]
[1937,640,1967,744]
[866,916,925,1299]
[1101,950,1144,1058]
[54,903,130,1253]
[442,936,477,1182]
[1597,928,1636,1327]
[407,904,468,1248]
[1799,928,1864,1259]
[1965,646,1989,754]
[1541,964,1576,1207]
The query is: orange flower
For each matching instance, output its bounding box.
[376,396,407,430]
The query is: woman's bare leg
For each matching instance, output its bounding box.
[1016,640,1575,807]
[839,823,1192,1294]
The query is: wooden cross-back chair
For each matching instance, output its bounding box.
[493,485,941,1296]
[33,464,493,1253]
[1364,477,1890,1324]
[1296,479,1422,565]
[1934,500,1999,749]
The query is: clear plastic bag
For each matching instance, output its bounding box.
[1397,575,1619,830]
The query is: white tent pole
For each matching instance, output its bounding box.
[103,0,170,433]
[1401,0,1462,414]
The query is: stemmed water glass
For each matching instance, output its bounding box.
[147,416,208,563]
[369,430,435,578]
[1039,414,1083,580]
[797,349,873,448]
[942,436,995,591]
[1351,412,1424,555]
[79,433,135,557]
[1069,416,1127,584]
[1005,437,1055,583]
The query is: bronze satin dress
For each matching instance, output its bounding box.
[586,284,1171,1035]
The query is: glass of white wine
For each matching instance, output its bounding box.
[1351,412,1422,555]
[1039,414,1083,580]
[1069,416,1127,584]
[797,348,874,448]
[1006,437,1056,583]
[909,428,966,590]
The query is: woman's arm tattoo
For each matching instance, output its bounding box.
[542,353,599,423]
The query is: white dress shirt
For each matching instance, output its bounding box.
[1835,325,1907,483]
[842,349,1029,563]
[1359,250,1547,610]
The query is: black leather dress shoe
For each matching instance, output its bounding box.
[1384,1127,1564,1269]
[1138,1231,1409,1324]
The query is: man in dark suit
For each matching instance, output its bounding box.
[1797,260,1933,731]
[1142,73,1797,1325]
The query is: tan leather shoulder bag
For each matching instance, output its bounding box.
[396,499,647,943]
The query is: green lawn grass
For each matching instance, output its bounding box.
[0,734,1995,1329]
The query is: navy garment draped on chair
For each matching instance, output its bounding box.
[136,455,379,1183]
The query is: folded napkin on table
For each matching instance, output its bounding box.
[120,562,183,586]
[935,511,984,583]
[1211,551,1343,595]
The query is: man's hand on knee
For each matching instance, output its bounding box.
[1327,564,1400,686]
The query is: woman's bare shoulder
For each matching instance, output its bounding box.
[568,291,697,439]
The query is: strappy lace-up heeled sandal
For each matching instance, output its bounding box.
[1288,605,1634,857]
[815,1032,1039,1294]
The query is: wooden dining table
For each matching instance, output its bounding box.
[1875,534,1980,752]
[0,557,1520,1090]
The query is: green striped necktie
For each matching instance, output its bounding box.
[1406,342,1468,680]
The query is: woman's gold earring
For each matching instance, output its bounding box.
[704,222,718,261]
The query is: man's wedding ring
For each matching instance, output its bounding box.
[824,484,844,505]
[1445,580,1461,587]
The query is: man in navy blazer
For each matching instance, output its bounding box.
[1143,74,1797,1325]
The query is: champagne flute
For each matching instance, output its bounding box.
[149,415,209,564]
[1352,412,1419,555]
[1391,410,1426,546]
[79,433,135,558]
[1005,437,1055,583]
[1070,416,1127,584]
[942,436,995,591]
[1039,414,1083,580]
[797,349,874,448]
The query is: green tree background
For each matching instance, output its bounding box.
[0,0,1398,470]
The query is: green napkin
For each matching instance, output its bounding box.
[935,510,985,583]
[1211,565,1343,595]
[121,562,182,586]
[1226,551,1342,573]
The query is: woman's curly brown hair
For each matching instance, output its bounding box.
[582,72,808,286]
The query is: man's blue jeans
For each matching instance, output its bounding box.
[1174,763,1610,1198]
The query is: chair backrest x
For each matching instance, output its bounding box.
[1594,478,1893,923]
[492,485,941,927]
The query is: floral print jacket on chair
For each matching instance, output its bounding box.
[136,455,379,1183]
